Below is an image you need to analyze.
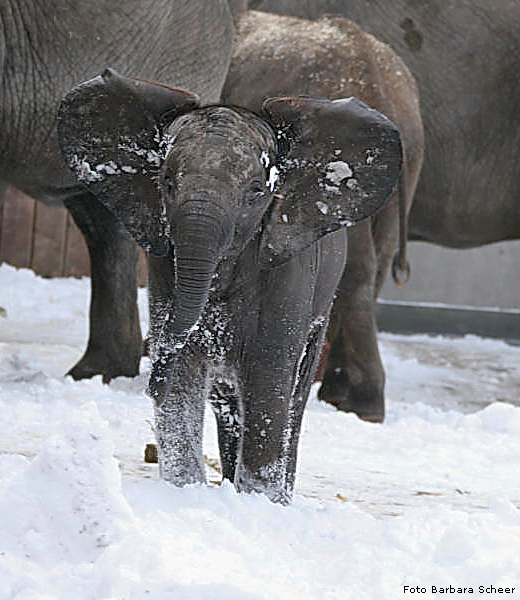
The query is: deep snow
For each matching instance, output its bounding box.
[1,263,520,599]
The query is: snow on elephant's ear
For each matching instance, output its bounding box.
[57,68,199,256]
[260,96,402,267]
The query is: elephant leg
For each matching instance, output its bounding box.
[0,180,6,316]
[319,148,420,423]
[233,311,300,502]
[235,352,297,504]
[64,192,142,382]
[146,256,207,484]
[234,242,341,503]
[285,318,328,493]
[148,349,208,485]
[209,374,241,482]
[235,317,328,504]
[319,219,385,422]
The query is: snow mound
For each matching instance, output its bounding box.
[0,402,134,566]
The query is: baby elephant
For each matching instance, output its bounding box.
[58,69,401,503]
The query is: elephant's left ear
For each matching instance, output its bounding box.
[57,68,199,256]
[260,96,402,266]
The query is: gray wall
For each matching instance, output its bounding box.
[380,241,520,310]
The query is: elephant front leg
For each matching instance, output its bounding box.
[235,329,323,504]
[64,192,142,382]
[284,318,329,493]
[148,351,208,486]
[235,377,293,504]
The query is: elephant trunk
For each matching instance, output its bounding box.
[170,200,231,337]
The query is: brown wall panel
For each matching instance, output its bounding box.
[0,186,36,268]
[63,214,90,277]
[1,185,148,284]
[31,202,68,276]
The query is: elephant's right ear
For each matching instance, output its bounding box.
[57,68,199,255]
[260,96,402,267]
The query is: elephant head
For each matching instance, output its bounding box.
[58,69,402,339]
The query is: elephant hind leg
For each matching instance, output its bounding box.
[209,373,242,483]
[64,192,142,382]
[319,317,385,423]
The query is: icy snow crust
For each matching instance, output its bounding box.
[1,264,520,598]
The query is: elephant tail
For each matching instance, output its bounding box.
[391,155,411,287]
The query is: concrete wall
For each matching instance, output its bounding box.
[380,241,520,310]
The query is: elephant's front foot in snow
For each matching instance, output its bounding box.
[66,287,143,383]
[68,342,142,383]
[148,353,208,486]
[235,462,293,505]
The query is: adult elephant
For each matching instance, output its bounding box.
[0,0,234,381]
[247,0,520,420]
[222,10,424,422]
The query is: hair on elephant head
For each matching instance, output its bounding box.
[58,69,402,502]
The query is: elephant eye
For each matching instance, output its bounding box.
[243,178,266,208]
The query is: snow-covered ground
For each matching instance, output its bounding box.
[1,263,520,599]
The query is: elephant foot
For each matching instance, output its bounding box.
[318,369,385,423]
[157,450,206,487]
[67,347,141,383]
[235,464,292,505]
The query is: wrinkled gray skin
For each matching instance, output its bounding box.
[58,70,402,502]
[223,11,424,422]
[227,0,248,14]
[247,0,520,420]
[0,0,234,382]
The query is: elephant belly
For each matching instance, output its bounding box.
[2,161,83,208]
[408,186,520,249]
